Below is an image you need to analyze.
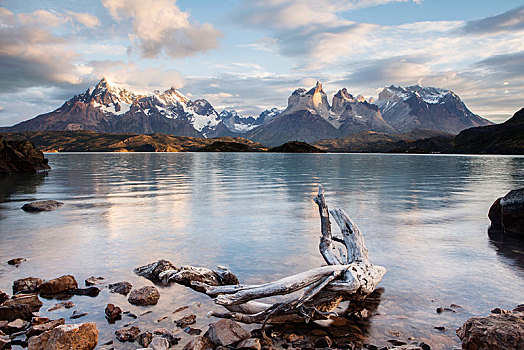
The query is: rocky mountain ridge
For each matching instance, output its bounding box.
[1,78,493,145]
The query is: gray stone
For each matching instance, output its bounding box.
[150,336,170,350]
[108,281,132,295]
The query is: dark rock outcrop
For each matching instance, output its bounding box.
[457,310,523,349]
[269,141,325,153]
[0,136,50,174]
[454,107,524,154]
[489,188,524,235]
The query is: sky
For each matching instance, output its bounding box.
[1,0,523,126]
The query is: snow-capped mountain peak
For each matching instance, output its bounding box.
[380,84,451,104]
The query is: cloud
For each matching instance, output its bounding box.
[101,0,222,58]
[89,60,186,90]
[0,8,86,92]
[66,11,101,28]
[233,0,421,67]
[463,5,524,35]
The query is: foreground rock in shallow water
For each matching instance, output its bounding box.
[489,188,524,235]
[39,275,78,296]
[128,286,160,306]
[12,277,44,294]
[22,200,63,212]
[456,310,524,349]
[0,136,50,174]
[28,322,98,350]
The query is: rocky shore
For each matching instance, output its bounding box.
[1,259,522,350]
[0,136,50,174]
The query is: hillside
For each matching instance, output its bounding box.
[1,131,268,153]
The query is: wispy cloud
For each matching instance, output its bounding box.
[463,5,524,35]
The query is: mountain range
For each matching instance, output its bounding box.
[1,78,493,146]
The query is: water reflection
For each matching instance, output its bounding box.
[0,153,523,349]
[488,227,524,270]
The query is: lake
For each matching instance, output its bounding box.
[1,153,523,349]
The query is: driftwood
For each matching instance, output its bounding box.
[135,185,385,325]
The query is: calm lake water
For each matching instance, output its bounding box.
[1,153,523,349]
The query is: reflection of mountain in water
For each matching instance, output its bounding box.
[0,173,47,203]
[488,227,524,269]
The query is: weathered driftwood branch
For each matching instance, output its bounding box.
[134,185,385,324]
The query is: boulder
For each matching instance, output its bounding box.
[115,326,141,342]
[104,304,122,322]
[108,281,132,295]
[457,311,523,349]
[26,318,65,337]
[0,304,34,321]
[134,260,177,282]
[489,188,524,235]
[12,277,44,294]
[27,322,98,350]
[3,294,42,311]
[205,319,250,347]
[39,275,78,296]
[85,276,105,286]
[22,200,63,212]
[0,137,50,174]
[183,336,215,350]
[128,286,160,306]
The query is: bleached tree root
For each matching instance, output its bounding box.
[134,185,386,324]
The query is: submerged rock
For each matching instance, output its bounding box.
[68,287,100,297]
[7,258,26,266]
[48,301,74,312]
[39,275,78,296]
[22,200,63,212]
[128,286,160,306]
[70,310,88,319]
[27,322,98,350]
[12,277,44,294]
[457,310,524,349]
[489,188,524,235]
